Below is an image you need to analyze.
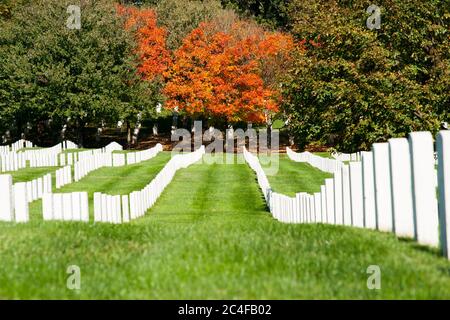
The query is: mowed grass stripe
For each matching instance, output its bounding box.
[1,155,450,298]
[260,154,332,196]
[146,155,267,222]
[7,166,60,183]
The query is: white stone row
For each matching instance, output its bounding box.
[286,148,344,173]
[59,152,78,166]
[103,141,123,153]
[63,140,78,150]
[331,151,361,162]
[244,130,450,260]
[93,193,126,224]
[42,192,89,222]
[0,175,14,221]
[93,146,205,223]
[0,173,52,222]
[110,143,164,167]
[126,144,163,165]
[28,152,59,167]
[23,173,52,203]
[74,143,163,179]
[55,165,72,189]
[0,152,27,172]
[22,143,62,167]
[74,153,113,181]
[0,139,33,154]
[243,147,271,203]
[1,141,130,172]
[17,140,89,168]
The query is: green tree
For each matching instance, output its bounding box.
[155,0,225,50]
[220,0,290,30]
[283,0,449,151]
[0,0,160,146]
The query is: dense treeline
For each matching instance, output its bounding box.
[0,0,448,151]
[282,0,449,151]
[0,0,163,146]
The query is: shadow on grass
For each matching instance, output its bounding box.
[397,236,442,258]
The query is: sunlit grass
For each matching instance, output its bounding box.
[1,154,450,299]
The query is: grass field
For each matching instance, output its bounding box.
[7,166,60,183]
[1,153,450,299]
[260,154,332,196]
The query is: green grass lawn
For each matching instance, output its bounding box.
[260,154,332,196]
[1,154,450,299]
[272,119,285,129]
[7,166,60,183]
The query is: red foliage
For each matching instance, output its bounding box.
[164,20,295,123]
[117,5,171,81]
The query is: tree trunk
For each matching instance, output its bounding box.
[132,122,141,146]
[96,123,102,143]
[61,124,67,142]
[267,121,272,149]
[76,119,85,148]
[126,121,132,149]
[171,111,178,135]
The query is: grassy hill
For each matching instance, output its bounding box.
[1,154,450,298]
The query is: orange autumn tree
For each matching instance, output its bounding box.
[164,14,294,124]
[117,5,171,81]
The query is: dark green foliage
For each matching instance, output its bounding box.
[282,0,449,151]
[0,0,160,144]
[220,0,290,29]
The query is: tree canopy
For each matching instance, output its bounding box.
[0,0,160,144]
[282,0,449,151]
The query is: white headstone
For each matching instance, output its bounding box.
[437,131,450,258]
[409,132,439,246]
[122,195,130,223]
[314,193,321,223]
[37,177,43,198]
[62,193,73,221]
[0,175,14,221]
[31,179,38,201]
[53,193,63,220]
[42,193,53,221]
[72,192,81,221]
[80,192,89,222]
[362,151,376,229]
[349,162,364,227]
[320,185,326,223]
[389,138,415,238]
[325,179,334,224]
[372,143,393,232]
[333,171,343,225]
[101,194,108,222]
[14,182,29,222]
[94,192,102,222]
[341,165,352,226]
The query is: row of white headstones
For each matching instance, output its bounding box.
[42,145,204,224]
[245,130,450,260]
[0,139,33,154]
[0,140,78,172]
[0,142,166,223]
